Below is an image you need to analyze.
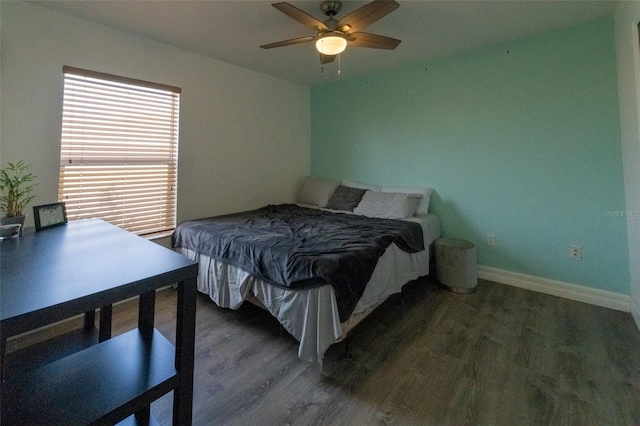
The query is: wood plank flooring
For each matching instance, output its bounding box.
[8,277,640,425]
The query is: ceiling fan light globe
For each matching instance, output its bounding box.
[316,35,347,55]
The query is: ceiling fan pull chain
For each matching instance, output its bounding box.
[338,53,341,76]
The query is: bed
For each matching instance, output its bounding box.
[172,178,441,367]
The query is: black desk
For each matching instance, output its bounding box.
[0,219,198,425]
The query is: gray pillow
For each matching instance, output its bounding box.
[353,191,422,218]
[297,176,339,207]
[326,185,367,211]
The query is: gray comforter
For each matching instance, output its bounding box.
[172,204,424,320]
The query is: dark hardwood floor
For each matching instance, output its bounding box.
[8,277,640,425]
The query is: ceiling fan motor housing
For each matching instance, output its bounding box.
[320,0,342,17]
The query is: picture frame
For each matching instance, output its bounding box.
[33,202,68,231]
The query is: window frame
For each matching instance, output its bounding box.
[58,66,181,236]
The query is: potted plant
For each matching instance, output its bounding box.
[0,160,37,230]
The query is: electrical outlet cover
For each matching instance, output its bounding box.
[570,245,582,260]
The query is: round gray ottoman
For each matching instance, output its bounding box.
[435,238,477,293]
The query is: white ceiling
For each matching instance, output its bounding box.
[32,0,618,86]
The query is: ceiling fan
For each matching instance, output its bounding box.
[260,0,401,64]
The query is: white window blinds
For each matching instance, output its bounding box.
[59,66,181,236]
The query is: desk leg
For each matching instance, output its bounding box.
[99,305,112,342]
[84,310,96,331]
[0,334,5,383]
[173,277,196,425]
[134,405,151,426]
[138,290,156,339]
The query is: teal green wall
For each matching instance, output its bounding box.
[311,18,629,294]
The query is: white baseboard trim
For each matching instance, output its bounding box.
[478,265,631,312]
[632,296,640,330]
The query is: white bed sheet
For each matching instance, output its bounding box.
[176,213,441,367]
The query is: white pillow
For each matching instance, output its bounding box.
[297,176,339,207]
[341,179,381,192]
[381,186,433,215]
[353,191,422,219]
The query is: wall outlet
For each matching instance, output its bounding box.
[570,245,582,260]
[487,233,496,246]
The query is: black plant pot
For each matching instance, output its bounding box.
[1,214,26,232]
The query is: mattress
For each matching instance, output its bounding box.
[175,212,440,367]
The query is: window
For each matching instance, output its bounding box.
[59,66,180,236]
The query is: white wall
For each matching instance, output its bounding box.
[0,2,311,228]
[615,0,640,329]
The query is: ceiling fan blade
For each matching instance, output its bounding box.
[336,0,399,33]
[272,2,328,31]
[260,36,316,49]
[349,32,401,49]
[320,54,336,64]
